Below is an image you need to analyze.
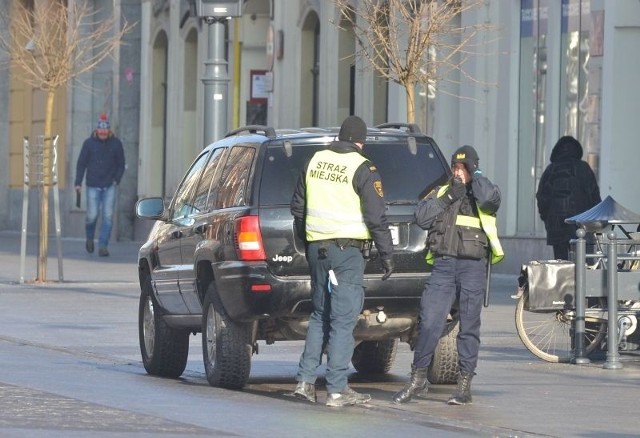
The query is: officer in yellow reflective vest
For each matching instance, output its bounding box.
[290,115,395,408]
[393,145,503,406]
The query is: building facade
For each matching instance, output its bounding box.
[1,0,639,275]
[0,0,141,243]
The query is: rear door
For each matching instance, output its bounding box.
[257,135,451,277]
[178,146,229,313]
[257,140,325,277]
[363,136,451,274]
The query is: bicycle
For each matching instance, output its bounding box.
[514,228,640,363]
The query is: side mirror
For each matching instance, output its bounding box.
[136,197,165,220]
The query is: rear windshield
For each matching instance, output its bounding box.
[259,140,449,206]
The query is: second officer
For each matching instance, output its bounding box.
[393,145,503,406]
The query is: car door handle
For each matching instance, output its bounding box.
[194,224,209,235]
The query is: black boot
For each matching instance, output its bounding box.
[392,366,429,404]
[447,371,474,405]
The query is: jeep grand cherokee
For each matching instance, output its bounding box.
[136,123,457,389]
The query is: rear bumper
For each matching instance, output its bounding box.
[280,313,417,342]
[214,260,427,323]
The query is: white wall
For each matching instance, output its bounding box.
[600,0,640,214]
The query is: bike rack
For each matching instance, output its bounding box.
[568,196,640,369]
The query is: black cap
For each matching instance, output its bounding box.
[338,115,367,144]
[451,145,479,171]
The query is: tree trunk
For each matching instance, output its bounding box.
[37,90,56,282]
[405,81,416,124]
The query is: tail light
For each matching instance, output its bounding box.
[235,215,266,261]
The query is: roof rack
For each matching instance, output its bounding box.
[298,127,334,133]
[375,123,421,134]
[274,127,330,135]
[225,125,277,139]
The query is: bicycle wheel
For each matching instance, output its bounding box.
[515,291,607,363]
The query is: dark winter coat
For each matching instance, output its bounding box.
[536,136,601,245]
[74,132,125,189]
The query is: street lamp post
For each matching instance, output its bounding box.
[192,0,243,146]
[202,17,228,146]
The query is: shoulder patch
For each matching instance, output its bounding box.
[374,181,384,197]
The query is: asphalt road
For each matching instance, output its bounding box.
[1,232,639,437]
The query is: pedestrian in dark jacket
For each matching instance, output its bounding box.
[74,113,125,257]
[536,136,601,260]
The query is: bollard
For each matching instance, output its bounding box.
[603,230,623,369]
[572,228,590,363]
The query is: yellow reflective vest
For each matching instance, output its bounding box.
[305,149,371,241]
[425,185,504,265]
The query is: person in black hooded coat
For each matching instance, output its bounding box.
[536,136,601,260]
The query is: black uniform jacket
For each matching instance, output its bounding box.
[415,174,501,232]
[290,140,394,260]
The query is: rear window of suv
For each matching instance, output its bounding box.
[259,139,449,206]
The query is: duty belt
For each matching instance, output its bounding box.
[315,239,373,260]
[315,238,366,250]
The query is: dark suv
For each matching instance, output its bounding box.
[136,123,456,390]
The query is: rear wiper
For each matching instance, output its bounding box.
[386,199,417,205]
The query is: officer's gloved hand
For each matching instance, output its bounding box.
[293,217,306,241]
[381,258,395,281]
[443,178,466,204]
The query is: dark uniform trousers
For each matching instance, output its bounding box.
[296,241,365,393]
[412,256,486,374]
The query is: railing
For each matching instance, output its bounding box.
[572,226,640,369]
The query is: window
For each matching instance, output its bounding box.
[216,146,256,209]
[365,141,449,202]
[518,0,548,236]
[260,143,319,206]
[191,147,228,214]
[259,140,449,206]
[517,0,598,236]
[559,0,600,176]
[169,151,210,221]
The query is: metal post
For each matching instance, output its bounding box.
[604,230,623,369]
[572,228,590,363]
[19,135,64,283]
[202,17,229,146]
[51,135,63,281]
[20,137,30,284]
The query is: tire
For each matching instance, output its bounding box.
[515,290,607,363]
[427,319,460,384]
[351,339,398,374]
[202,283,252,389]
[138,275,189,378]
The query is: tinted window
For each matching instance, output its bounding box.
[259,143,321,205]
[364,141,449,201]
[217,146,255,209]
[191,147,228,214]
[170,151,210,220]
[259,140,448,205]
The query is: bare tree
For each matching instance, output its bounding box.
[333,0,495,123]
[0,0,134,282]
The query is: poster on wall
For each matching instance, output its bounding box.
[250,70,269,103]
[248,70,268,125]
